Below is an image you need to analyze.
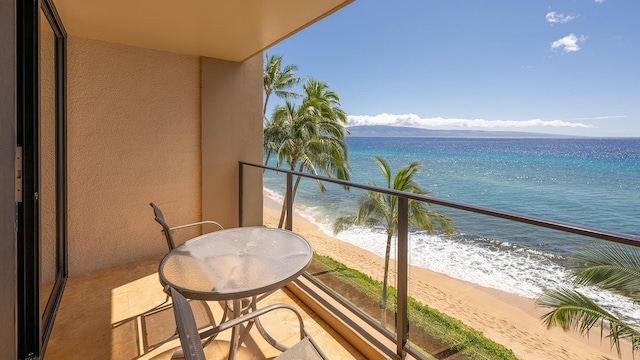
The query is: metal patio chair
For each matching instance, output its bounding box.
[150,202,275,323]
[149,202,223,250]
[148,202,225,351]
[169,286,328,360]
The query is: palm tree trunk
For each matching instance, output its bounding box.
[263,93,271,117]
[263,151,271,167]
[291,174,302,203]
[379,233,393,329]
[381,233,393,310]
[263,150,272,174]
[277,166,304,228]
[277,190,288,228]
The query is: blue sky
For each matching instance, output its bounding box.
[267,0,640,137]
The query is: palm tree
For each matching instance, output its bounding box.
[301,77,347,125]
[264,114,286,169]
[333,156,454,312]
[271,78,351,228]
[263,54,301,116]
[537,242,640,357]
[263,54,301,167]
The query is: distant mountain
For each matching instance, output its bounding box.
[345,125,582,139]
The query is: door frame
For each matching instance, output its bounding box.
[0,0,18,357]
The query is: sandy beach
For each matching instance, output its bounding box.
[263,194,632,360]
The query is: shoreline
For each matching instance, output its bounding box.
[263,194,632,360]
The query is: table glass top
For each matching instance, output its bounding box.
[159,227,313,300]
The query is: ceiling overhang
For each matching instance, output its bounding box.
[53,0,353,62]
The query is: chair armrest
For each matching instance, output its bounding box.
[199,303,305,341]
[170,220,224,231]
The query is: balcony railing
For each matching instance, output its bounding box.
[239,161,640,359]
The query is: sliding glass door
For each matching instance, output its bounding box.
[17,0,67,358]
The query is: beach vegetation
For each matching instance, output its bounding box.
[332,156,454,311]
[264,65,351,228]
[536,242,640,357]
[310,254,518,359]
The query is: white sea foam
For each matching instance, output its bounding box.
[331,225,568,299]
[263,188,284,204]
[263,188,329,225]
[330,224,640,324]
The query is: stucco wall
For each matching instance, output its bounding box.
[201,55,264,229]
[67,36,201,275]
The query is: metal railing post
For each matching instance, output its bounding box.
[286,173,293,231]
[397,197,409,357]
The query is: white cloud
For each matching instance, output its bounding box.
[551,34,587,53]
[546,12,576,24]
[347,114,595,129]
[595,0,605,3]
[575,115,627,120]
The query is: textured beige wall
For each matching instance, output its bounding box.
[67,36,201,275]
[201,55,264,229]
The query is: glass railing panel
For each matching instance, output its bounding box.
[255,164,284,228]
[405,209,640,359]
[263,167,400,333]
[239,163,265,227]
[249,162,640,360]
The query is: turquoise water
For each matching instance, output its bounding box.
[263,137,640,322]
[345,137,639,236]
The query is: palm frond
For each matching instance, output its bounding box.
[333,215,357,235]
[356,194,388,223]
[570,243,640,303]
[537,287,640,355]
[372,156,392,188]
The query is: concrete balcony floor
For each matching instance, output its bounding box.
[45,257,366,360]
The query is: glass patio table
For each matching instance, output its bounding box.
[158,226,313,358]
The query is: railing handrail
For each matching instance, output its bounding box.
[240,161,640,247]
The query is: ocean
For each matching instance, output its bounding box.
[263,137,640,324]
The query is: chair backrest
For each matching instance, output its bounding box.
[169,287,207,360]
[150,202,176,250]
